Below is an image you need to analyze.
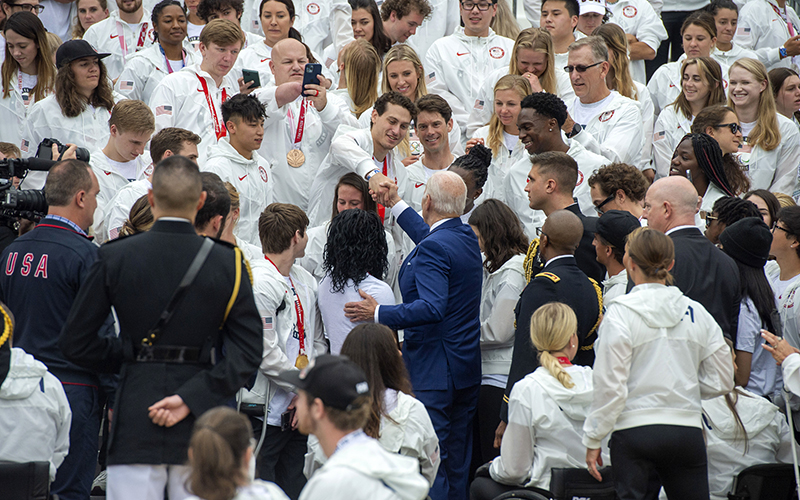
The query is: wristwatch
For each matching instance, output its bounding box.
[781,46,789,59]
[566,123,582,139]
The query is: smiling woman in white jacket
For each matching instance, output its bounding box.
[583,227,734,500]
[469,302,608,500]
[467,198,527,471]
[21,40,116,189]
[0,13,56,156]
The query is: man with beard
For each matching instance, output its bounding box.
[83,0,156,80]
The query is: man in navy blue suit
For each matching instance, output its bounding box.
[345,171,483,500]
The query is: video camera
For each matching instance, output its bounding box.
[0,138,90,223]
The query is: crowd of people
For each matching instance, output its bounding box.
[4,0,800,499]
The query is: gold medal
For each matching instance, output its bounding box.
[287,149,305,168]
[295,353,309,369]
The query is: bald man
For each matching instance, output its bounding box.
[497,209,601,437]
[644,176,741,342]
[253,38,357,211]
[345,171,483,500]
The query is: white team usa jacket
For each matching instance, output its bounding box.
[241,0,353,57]
[203,137,274,247]
[647,54,729,117]
[88,150,153,237]
[652,104,693,179]
[255,87,358,212]
[606,0,668,84]
[0,69,47,153]
[83,10,156,81]
[114,42,200,104]
[734,0,800,71]
[149,64,240,163]
[568,91,645,166]
[239,258,327,413]
[425,28,515,143]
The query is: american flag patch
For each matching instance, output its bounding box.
[426,71,436,83]
[653,130,666,141]
[156,105,172,116]
[119,81,134,90]
[109,227,120,240]
[20,139,29,153]
[474,99,484,110]
[736,27,750,35]
[262,316,274,330]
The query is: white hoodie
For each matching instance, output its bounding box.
[424,28,515,142]
[114,42,200,104]
[89,149,153,239]
[703,390,794,500]
[490,365,610,490]
[82,10,156,81]
[479,253,525,378]
[203,138,273,247]
[299,430,430,500]
[0,348,71,482]
[583,284,734,448]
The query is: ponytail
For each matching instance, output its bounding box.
[187,407,251,500]
[529,302,578,389]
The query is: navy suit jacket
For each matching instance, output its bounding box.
[378,208,483,391]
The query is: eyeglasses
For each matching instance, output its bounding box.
[536,227,547,239]
[773,224,792,236]
[594,193,616,215]
[564,61,603,73]
[11,3,44,12]
[704,214,718,228]
[461,1,493,10]
[714,122,742,135]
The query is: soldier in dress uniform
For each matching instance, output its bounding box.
[59,155,262,500]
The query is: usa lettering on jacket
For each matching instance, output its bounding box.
[5,252,48,278]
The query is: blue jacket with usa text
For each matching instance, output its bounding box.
[0,217,114,387]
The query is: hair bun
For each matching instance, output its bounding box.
[469,143,493,169]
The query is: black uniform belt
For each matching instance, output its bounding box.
[135,345,202,363]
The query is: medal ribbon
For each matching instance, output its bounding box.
[197,73,227,140]
[264,256,306,358]
[770,1,797,36]
[288,99,308,148]
[376,156,388,222]
[159,45,187,74]
[18,72,29,105]
[117,21,149,64]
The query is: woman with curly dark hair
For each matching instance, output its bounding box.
[318,208,396,355]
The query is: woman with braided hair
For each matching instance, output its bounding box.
[670,132,750,227]
[0,301,71,485]
[450,143,492,221]
[470,302,603,499]
[584,227,734,499]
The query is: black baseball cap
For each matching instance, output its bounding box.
[56,40,111,69]
[277,354,370,411]
[596,210,641,249]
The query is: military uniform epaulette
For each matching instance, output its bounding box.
[210,236,235,249]
[534,271,560,283]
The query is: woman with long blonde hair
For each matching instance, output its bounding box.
[331,39,380,119]
[468,75,531,201]
[728,57,800,194]
[652,57,725,178]
[359,43,463,160]
[467,27,574,137]
[594,22,656,176]
[0,12,55,150]
[490,0,520,40]
[470,302,602,499]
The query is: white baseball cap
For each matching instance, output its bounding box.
[580,0,607,15]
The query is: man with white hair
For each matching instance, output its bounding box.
[644,176,741,342]
[344,171,483,500]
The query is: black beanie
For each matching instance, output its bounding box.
[719,217,772,268]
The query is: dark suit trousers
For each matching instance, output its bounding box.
[417,372,480,500]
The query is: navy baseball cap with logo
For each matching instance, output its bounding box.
[278,354,370,410]
[56,40,111,69]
